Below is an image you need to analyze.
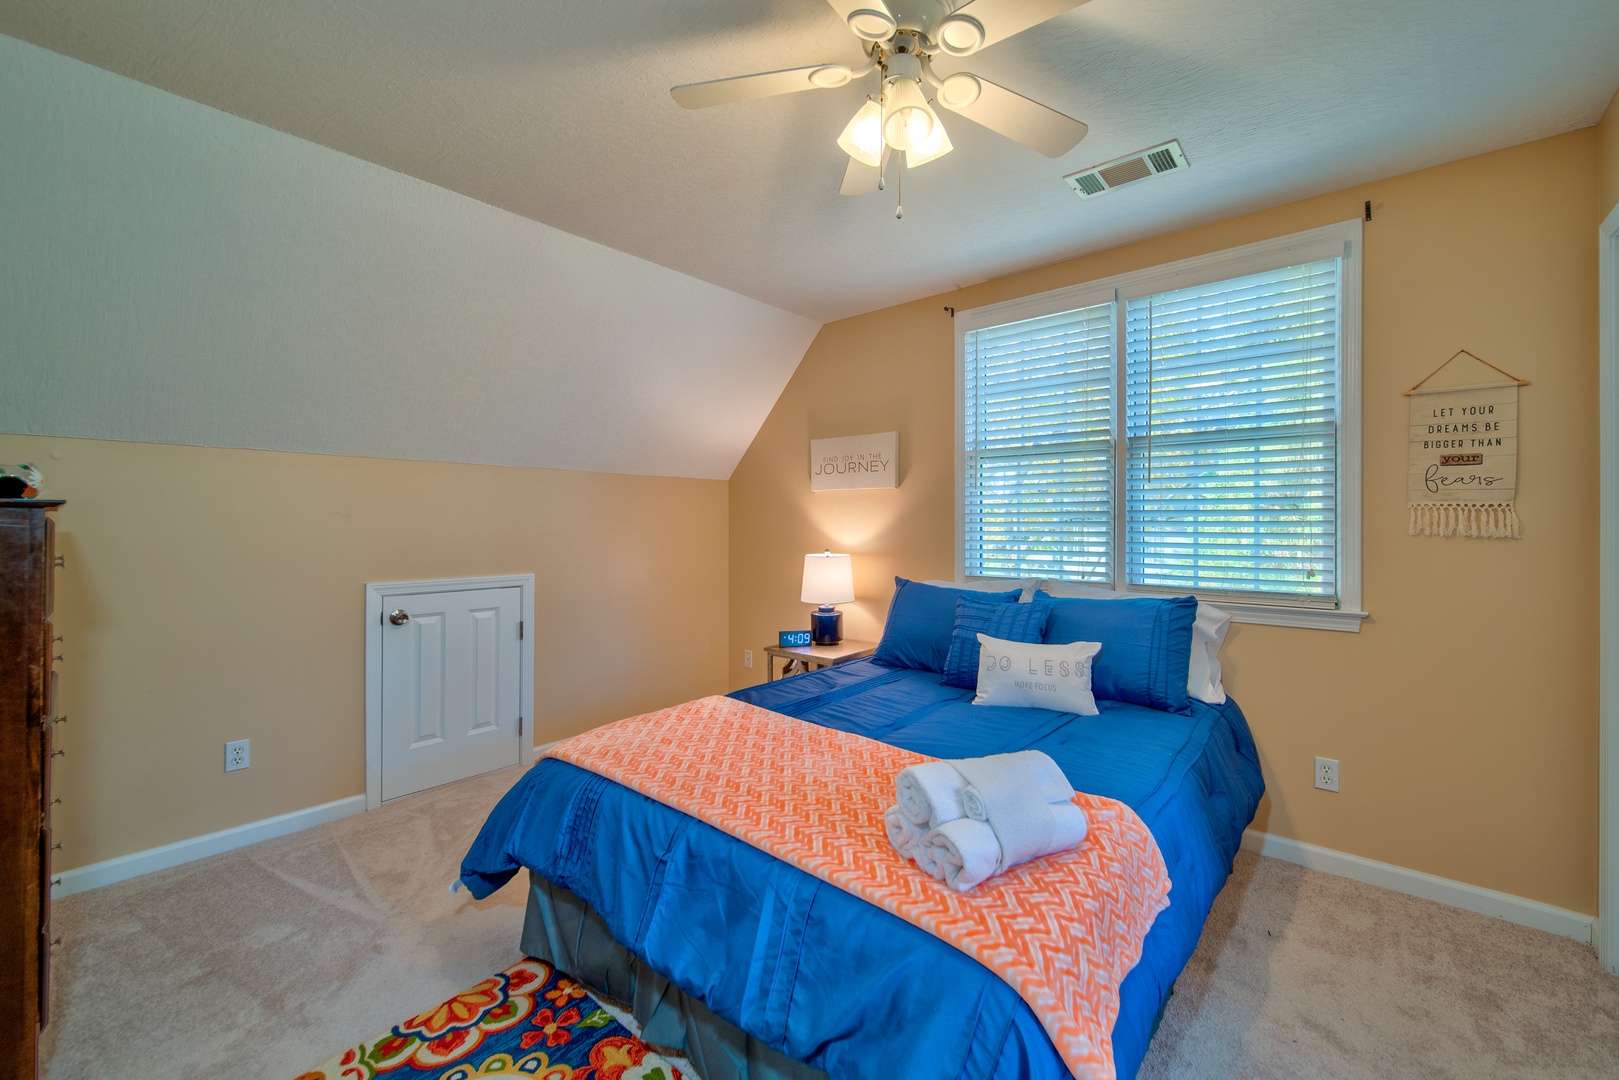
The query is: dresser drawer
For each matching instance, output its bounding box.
[43,516,54,619]
[37,826,51,1030]
[37,633,51,725]
[40,724,53,827]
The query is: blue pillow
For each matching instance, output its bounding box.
[941,596,1052,689]
[873,578,1021,673]
[1040,594,1198,713]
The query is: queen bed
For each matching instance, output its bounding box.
[460,583,1265,1080]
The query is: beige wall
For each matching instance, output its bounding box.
[730,130,1601,913]
[4,434,729,872]
[1601,88,1619,222]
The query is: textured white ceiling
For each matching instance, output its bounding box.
[1,37,819,480]
[2,0,1616,322]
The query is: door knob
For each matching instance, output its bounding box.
[388,609,410,626]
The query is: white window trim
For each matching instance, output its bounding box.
[956,220,1366,632]
[1597,200,1619,974]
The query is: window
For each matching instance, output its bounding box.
[957,221,1363,630]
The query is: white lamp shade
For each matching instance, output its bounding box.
[801,551,855,605]
[905,115,953,168]
[837,100,884,166]
[882,78,935,151]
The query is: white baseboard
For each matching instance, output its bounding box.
[1243,830,1595,944]
[52,795,366,899]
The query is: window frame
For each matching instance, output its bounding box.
[955,219,1366,632]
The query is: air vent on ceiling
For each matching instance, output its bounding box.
[1064,140,1188,200]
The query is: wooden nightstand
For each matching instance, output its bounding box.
[763,639,877,681]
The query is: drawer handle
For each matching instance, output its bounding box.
[51,749,64,758]
[52,877,61,887]
[52,798,61,805]
[53,634,63,643]
[51,937,61,948]
[53,715,67,725]
[53,653,63,663]
[54,556,64,567]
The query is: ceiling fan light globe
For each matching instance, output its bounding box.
[809,65,854,89]
[881,78,934,151]
[937,72,983,110]
[847,9,897,40]
[837,99,885,167]
[936,15,985,56]
[905,116,953,167]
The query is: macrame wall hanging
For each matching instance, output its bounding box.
[1405,351,1528,539]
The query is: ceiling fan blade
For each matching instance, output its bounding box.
[839,148,892,196]
[935,74,1087,157]
[671,64,851,109]
[947,0,1092,50]
[824,0,893,18]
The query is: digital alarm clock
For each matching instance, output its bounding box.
[777,630,813,647]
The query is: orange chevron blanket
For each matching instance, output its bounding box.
[546,695,1171,1080]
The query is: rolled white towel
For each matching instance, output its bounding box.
[895,761,970,827]
[951,753,1091,874]
[1048,801,1089,852]
[911,835,942,878]
[921,817,1002,892]
[1005,750,1075,805]
[953,752,1073,820]
[887,804,947,876]
[920,803,1089,890]
[884,803,926,858]
[954,765,1055,871]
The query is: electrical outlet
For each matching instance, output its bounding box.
[225,739,250,772]
[1314,756,1339,792]
[743,649,754,669]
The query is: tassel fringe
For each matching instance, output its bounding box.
[1408,502,1521,539]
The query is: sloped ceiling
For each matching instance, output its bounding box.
[1,0,1616,324]
[0,37,819,480]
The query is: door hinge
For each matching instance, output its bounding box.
[518,715,524,737]
[519,620,524,640]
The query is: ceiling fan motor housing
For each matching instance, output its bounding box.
[886,0,957,41]
[884,50,922,83]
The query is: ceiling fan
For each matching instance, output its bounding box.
[671,0,1093,206]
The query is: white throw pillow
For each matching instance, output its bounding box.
[923,577,1038,603]
[1187,603,1231,705]
[1035,579,1231,705]
[972,634,1101,715]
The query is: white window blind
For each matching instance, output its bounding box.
[1123,259,1340,601]
[962,303,1115,581]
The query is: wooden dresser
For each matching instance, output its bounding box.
[1,499,63,1080]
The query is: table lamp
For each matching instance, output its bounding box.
[801,549,855,646]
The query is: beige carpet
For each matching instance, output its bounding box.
[43,768,532,1080]
[1139,853,1619,1079]
[42,767,1619,1079]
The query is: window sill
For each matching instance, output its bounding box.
[1221,603,1368,633]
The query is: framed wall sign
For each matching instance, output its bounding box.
[810,432,898,491]
[1405,351,1527,539]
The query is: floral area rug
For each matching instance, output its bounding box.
[296,957,683,1080]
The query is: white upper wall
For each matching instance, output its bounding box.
[0,37,820,480]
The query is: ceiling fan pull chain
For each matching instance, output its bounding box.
[877,84,887,191]
[896,155,903,220]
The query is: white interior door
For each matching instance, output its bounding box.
[380,586,522,801]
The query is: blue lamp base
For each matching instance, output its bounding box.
[810,606,843,646]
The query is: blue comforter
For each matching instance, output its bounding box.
[460,660,1264,1080]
